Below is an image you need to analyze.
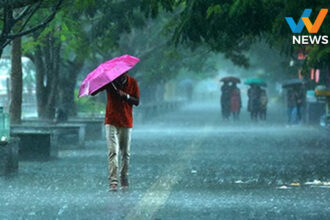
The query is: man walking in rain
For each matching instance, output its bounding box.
[92,72,140,191]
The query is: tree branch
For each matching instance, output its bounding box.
[15,0,43,33]
[13,4,34,21]
[1,6,8,37]
[0,0,40,8]
[2,39,11,49]
[6,0,63,39]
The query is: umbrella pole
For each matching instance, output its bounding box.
[111,82,118,92]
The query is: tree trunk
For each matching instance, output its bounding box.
[44,36,60,120]
[9,37,22,124]
[0,46,3,59]
[34,44,47,118]
[58,59,84,118]
[33,33,61,121]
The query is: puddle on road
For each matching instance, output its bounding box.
[231,179,330,190]
[276,180,330,190]
[58,150,105,158]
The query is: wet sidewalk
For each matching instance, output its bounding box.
[1,102,330,219]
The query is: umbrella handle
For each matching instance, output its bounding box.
[111,82,118,92]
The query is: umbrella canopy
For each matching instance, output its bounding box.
[220,76,241,83]
[78,55,140,98]
[282,79,304,88]
[244,78,267,87]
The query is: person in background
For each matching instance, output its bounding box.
[92,72,139,191]
[248,84,261,121]
[287,88,298,125]
[221,81,231,120]
[230,82,241,120]
[296,85,306,124]
[259,89,268,120]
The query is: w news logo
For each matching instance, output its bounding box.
[285,9,328,44]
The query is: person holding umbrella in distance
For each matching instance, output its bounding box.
[245,78,267,121]
[78,55,140,191]
[220,76,241,121]
[282,79,305,125]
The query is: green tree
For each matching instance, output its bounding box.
[144,0,330,84]
[24,0,152,119]
[266,1,330,82]
[1,0,63,124]
[143,0,276,67]
[113,12,219,102]
[0,0,63,58]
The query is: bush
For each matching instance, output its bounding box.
[74,89,105,114]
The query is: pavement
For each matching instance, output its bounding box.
[1,101,330,220]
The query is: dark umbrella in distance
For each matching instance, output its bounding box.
[282,79,305,88]
[244,78,267,87]
[220,76,241,83]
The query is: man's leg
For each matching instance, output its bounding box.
[287,107,292,124]
[233,112,238,120]
[297,105,301,122]
[119,127,132,188]
[292,107,298,124]
[301,106,305,123]
[105,124,119,188]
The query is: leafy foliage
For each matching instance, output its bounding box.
[74,89,105,114]
[0,0,63,57]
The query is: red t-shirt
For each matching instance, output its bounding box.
[105,76,139,128]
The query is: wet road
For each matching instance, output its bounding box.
[1,102,330,219]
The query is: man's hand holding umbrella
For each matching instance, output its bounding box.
[111,74,139,106]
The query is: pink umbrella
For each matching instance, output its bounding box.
[78,54,140,98]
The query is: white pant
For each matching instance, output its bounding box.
[105,124,132,185]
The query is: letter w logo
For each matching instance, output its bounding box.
[285,9,328,34]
